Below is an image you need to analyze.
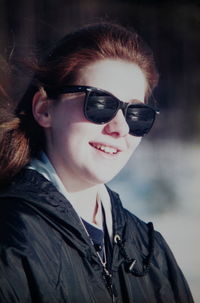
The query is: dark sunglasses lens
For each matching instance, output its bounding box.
[126,105,155,136]
[85,91,118,124]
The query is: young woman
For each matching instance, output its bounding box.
[0,23,193,303]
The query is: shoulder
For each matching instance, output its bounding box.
[0,169,63,250]
[0,168,55,197]
[106,186,173,256]
[107,187,189,285]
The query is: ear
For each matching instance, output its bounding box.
[32,90,52,128]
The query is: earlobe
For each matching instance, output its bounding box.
[32,90,52,128]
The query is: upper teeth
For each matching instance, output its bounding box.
[93,144,118,154]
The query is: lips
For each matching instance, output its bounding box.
[89,142,121,155]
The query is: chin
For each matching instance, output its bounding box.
[84,158,130,186]
[90,169,123,185]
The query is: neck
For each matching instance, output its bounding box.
[67,186,100,225]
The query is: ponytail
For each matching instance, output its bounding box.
[0,57,31,187]
[0,117,30,188]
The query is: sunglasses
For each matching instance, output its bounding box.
[51,86,159,137]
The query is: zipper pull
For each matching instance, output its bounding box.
[103,268,112,292]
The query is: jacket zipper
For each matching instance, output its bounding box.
[78,208,117,301]
[102,266,117,303]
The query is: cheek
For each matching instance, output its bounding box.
[127,136,142,151]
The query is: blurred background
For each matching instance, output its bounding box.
[0,0,199,301]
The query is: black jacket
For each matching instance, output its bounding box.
[0,169,194,303]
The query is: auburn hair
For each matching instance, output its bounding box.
[0,22,159,186]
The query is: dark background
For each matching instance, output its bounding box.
[0,0,200,142]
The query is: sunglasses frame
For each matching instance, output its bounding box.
[50,85,160,136]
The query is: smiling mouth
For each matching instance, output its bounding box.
[89,142,120,155]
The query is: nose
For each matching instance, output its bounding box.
[103,110,129,137]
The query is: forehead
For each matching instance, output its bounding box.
[78,59,147,102]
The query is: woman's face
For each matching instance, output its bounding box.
[45,59,147,191]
